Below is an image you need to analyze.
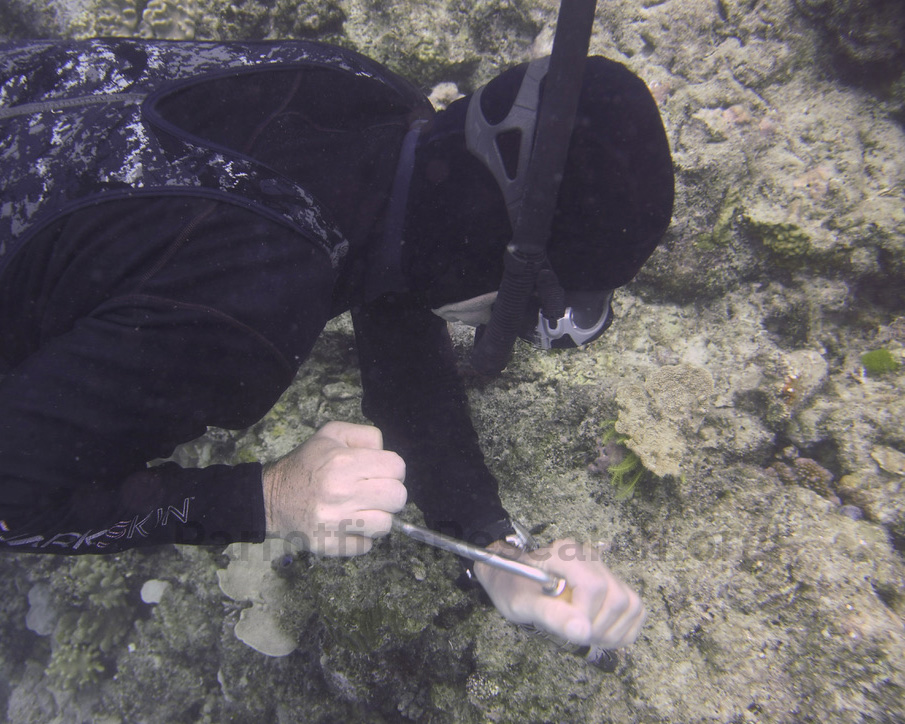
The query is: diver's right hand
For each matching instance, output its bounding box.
[475,538,646,649]
[262,421,407,556]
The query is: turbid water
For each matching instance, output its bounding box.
[1,1,903,722]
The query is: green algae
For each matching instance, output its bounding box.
[596,421,646,500]
[860,348,901,376]
[608,449,645,500]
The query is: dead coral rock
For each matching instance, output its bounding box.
[794,0,905,69]
[837,470,905,538]
[739,346,829,430]
[871,445,905,476]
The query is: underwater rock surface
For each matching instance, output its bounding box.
[1,0,904,722]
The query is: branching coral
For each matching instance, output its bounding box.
[69,0,142,38]
[67,558,129,610]
[46,642,106,691]
[139,0,197,40]
[35,557,137,691]
[68,0,199,40]
[40,606,131,690]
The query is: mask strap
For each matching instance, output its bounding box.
[465,57,551,231]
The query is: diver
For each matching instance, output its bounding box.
[0,29,674,653]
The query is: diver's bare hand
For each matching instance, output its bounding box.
[262,421,407,556]
[475,538,645,648]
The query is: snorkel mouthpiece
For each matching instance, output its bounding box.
[470,0,598,375]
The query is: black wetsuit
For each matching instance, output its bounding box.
[0,40,508,553]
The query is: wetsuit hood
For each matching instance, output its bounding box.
[403,56,675,309]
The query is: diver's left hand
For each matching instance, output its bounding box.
[474,538,645,649]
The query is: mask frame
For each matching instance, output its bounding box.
[519,289,615,350]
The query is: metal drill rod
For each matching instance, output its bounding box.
[391,518,567,596]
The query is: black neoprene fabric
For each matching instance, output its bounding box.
[0,43,673,554]
[0,59,507,553]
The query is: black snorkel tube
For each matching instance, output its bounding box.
[470,0,598,376]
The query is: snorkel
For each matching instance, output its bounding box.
[469,0,598,375]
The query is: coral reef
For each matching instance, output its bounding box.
[0,0,60,37]
[202,0,345,41]
[2,0,905,721]
[745,217,812,262]
[15,556,138,698]
[871,445,905,476]
[70,0,141,37]
[45,641,105,691]
[770,453,837,501]
[793,0,905,100]
[339,0,547,89]
[640,4,905,300]
[67,0,203,40]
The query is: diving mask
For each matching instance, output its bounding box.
[433,288,614,351]
[520,289,614,349]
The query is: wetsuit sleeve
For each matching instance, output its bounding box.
[0,199,334,554]
[0,300,277,553]
[351,294,509,543]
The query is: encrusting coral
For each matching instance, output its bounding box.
[614,363,714,479]
[745,217,812,261]
[771,454,837,502]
